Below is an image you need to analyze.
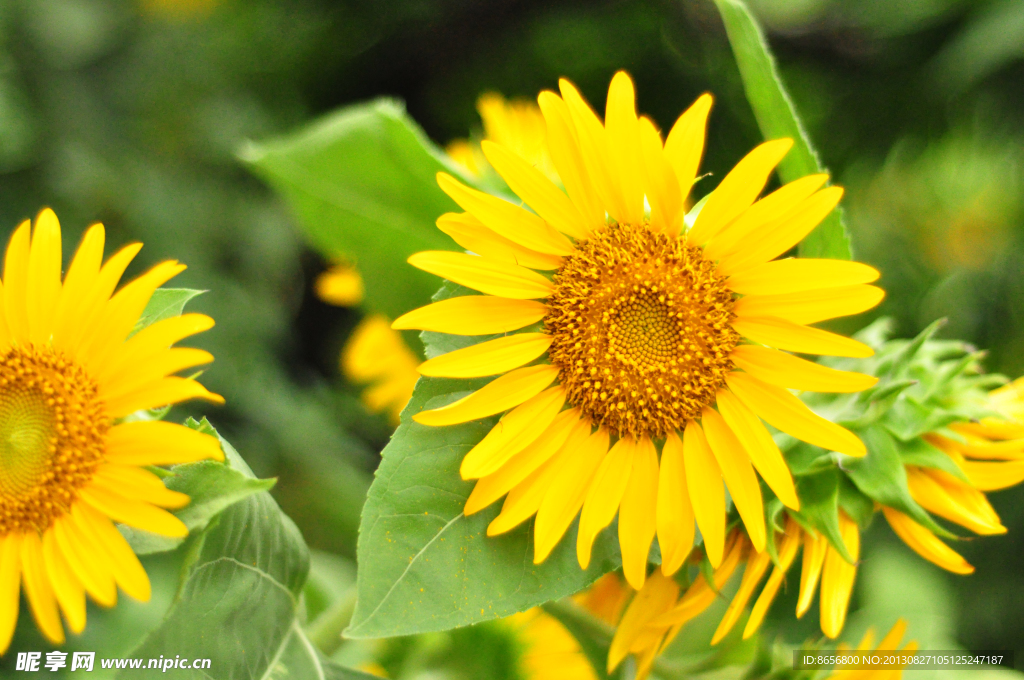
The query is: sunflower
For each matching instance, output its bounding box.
[0,210,223,653]
[395,71,883,589]
[314,265,419,425]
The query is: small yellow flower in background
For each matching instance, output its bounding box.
[829,619,917,680]
[0,210,224,653]
[314,266,419,425]
[446,93,557,183]
[315,263,365,307]
[396,71,883,590]
[342,317,420,425]
[509,573,628,680]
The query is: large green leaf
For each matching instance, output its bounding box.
[711,0,851,260]
[240,98,465,319]
[346,372,622,639]
[122,423,375,680]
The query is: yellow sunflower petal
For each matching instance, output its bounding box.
[99,347,214,404]
[732,345,878,393]
[744,521,801,638]
[41,528,86,635]
[52,514,117,607]
[481,140,588,239]
[657,431,695,576]
[532,428,602,561]
[716,389,799,509]
[56,241,142,353]
[536,91,605,231]
[605,71,645,226]
[558,79,629,224]
[726,372,866,456]
[906,466,1004,535]
[460,386,566,479]
[408,251,554,300]
[727,259,879,295]
[0,534,22,655]
[436,212,564,271]
[74,503,151,602]
[79,486,188,538]
[50,224,105,349]
[534,427,609,563]
[882,506,974,575]
[703,174,828,263]
[951,418,1024,441]
[683,420,726,567]
[608,570,680,672]
[26,209,63,345]
[419,333,551,379]
[712,545,772,644]
[97,313,216,388]
[820,513,859,638]
[701,408,766,553]
[392,296,547,335]
[732,316,874,358]
[618,436,659,589]
[688,139,794,246]
[437,172,574,256]
[960,459,1024,491]
[103,376,224,418]
[80,260,187,371]
[486,417,592,535]
[465,408,579,515]
[638,116,683,236]
[3,219,32,344]
[20,531,65,645]
[413,364,558,426]
[796,529,828,618]
[664,94,712,205]
[105,421,223,466]
[93,464,192,509]
[651,534,745,627]
[577,436,635,569]
[734,285,885,326]
[717,186,844,275]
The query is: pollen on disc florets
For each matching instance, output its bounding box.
[0,345,108,534]
[545,222,739,438]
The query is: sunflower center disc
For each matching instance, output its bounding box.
[545,223,739,438]
[0,345,108,533]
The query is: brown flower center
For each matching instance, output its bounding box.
[0,345,108,534]
[545,223,739,438]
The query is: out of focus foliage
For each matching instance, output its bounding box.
[2,0,1024,667]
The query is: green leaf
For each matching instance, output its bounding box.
[711,0,851,260]
[122,422,376,680]
[843,426,956,539]
[787,469,852,563]
[132,288,204,335]
[346,373,622,639]
[897,436,969,482]
[241,98,465,319]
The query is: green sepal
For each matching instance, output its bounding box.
[843,426,957,539]
[787,468,852,563]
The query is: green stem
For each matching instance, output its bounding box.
[307,588,358,656]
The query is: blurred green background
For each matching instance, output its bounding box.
[1,0,1023,666]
